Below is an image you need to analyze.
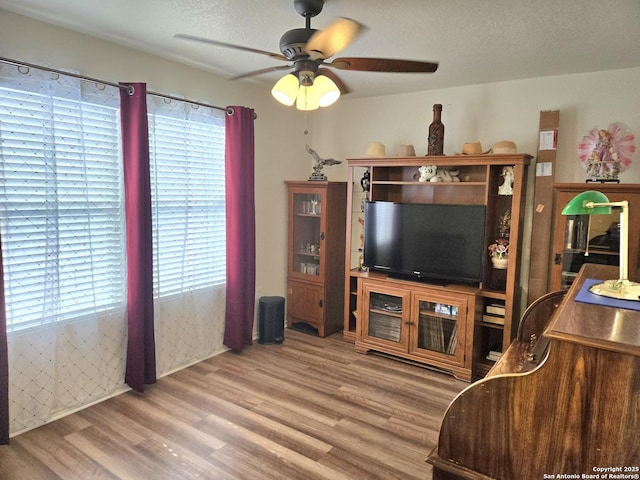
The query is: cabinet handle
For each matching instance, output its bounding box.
[319,299,323,308]
[554,253,562,265]
[320,232,325,240]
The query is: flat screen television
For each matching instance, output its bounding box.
[363,201,486,285]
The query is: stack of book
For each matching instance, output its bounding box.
[482,303,505,325]
[486,349,503,362]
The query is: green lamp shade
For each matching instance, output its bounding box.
[561,190,612,215]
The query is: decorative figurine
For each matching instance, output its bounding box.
[418,165,460,182]
[360,168,370,192]
[358,216,367,271]
[498,166,514,195]
[427,104,444,156]
[488,238,509,269]
[497,210,511,238]
[578,122,635,183]
[306,144,342,181]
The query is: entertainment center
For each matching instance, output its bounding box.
[343,153,531,380]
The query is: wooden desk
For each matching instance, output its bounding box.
[428,264,640,479]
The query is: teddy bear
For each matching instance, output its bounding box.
[418,165,461,182]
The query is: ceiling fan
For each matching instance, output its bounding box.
[175,0,438,110]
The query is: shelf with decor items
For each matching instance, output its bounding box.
[286,181,346,337]
[343,154,530,379]
[550,183,640,292]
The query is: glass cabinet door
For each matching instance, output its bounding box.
[411,295,466,366]
[360,284,410,352]
[291,191,323,279]
[560,213,619,289]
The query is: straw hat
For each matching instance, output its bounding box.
[364,141,386,157]
[492,140,517,154]
[397,144,416,156]
[455,142,490,155]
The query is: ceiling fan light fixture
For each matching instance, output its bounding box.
[177,0,440,107]
[271,73,299,106]
[313,74,340,107]
[296,84,320,111]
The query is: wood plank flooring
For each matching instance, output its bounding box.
[0,329,467,480]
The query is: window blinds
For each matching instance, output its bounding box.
[0,72,125,332]
[147,98,226,298]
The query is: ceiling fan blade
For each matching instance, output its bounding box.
[317,68,351,95]
[175,33,288,61]
[305,18,365,60]
[230,65,293,80]
[329,57,439,73]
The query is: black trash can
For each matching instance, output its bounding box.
[258,296,285,344]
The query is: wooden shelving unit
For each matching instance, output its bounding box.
[286,181,346,337]
[342,154,531,378]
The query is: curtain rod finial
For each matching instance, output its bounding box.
[226,107,257,119]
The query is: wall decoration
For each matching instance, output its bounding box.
[578,122,636,182]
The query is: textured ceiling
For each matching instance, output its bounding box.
[2,0,640,98]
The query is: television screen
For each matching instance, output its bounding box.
[363,201,486,284]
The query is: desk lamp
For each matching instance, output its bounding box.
[562,190,640,301]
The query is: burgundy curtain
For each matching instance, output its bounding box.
[0,238,9,444]
[120,83,156,392]
[223,106,256,352]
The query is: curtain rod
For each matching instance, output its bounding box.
[0,56,254,117]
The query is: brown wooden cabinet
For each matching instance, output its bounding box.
[343,154,531,378]
[285,181,346,337]
[550,183,640,291]
[356,274,477,381]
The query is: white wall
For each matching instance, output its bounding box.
[2,8,640,314]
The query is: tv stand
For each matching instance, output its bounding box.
[343,154,531,379]
[355,272,478,381]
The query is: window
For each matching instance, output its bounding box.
[147,97,226,298]
[0,67,125,332]
[0,70,226,329]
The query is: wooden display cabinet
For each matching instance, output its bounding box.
[550,183,640,291]
[356,274,477,381]
[285,181,346,337]
[343,154,531,379]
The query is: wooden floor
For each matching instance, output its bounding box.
[0,329,467,480]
